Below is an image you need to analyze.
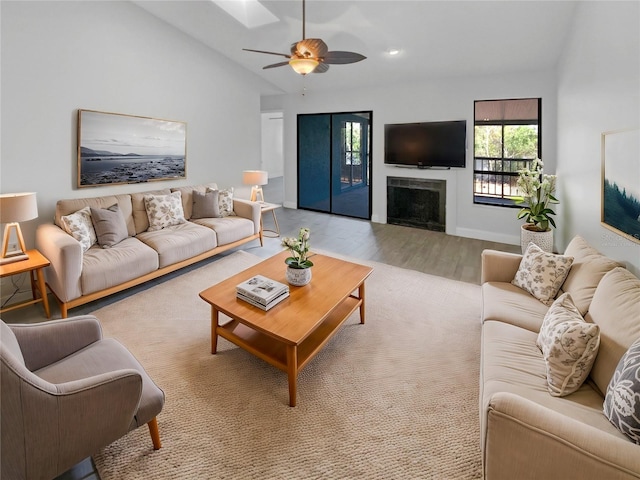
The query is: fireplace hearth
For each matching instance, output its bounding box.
[387,177,446,231]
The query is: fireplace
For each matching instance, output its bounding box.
[387,177,446,231]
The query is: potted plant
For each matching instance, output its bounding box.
[515,158,558,252]
[281,227,314,286]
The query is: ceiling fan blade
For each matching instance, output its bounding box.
[243,48,291,59]
[263,61,290,70]
[312,62,329,74]
[322,51,367,65]
[296,38,328,58]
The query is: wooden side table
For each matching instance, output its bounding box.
[0,249,51,318]
[260,202,281,238]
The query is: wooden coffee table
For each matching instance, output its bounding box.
[199,251,373,406]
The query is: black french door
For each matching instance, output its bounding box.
[297,111,372,219]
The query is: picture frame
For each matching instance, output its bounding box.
[77,109,186,188]
[601,128,640,244]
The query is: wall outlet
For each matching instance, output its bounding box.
[8,243,18,251]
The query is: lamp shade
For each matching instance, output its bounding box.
[0,192,38,223]
[242,170,268,186]
[289,58,319,75]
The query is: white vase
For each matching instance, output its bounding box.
[286,266,312,286]
[520,224,553,253]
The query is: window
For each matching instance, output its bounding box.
[473,98,541,207]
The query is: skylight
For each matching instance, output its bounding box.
[211,0,279,29]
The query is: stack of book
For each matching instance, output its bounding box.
[236,275,289,311]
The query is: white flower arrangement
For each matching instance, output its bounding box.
[516,158,559,232]
[281,227,314,269]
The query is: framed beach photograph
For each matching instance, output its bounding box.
[601,128,640,244]
[77,109,186,188]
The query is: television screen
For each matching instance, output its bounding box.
[384,120,466,168]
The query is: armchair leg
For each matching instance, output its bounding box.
[148,417,161,450]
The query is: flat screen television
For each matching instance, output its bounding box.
[384,120,467,168]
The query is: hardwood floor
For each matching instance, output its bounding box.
[3,177,519,480]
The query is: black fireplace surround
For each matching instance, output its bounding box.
[387,177,446,232]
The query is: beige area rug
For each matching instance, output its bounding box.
[91,250,483,479]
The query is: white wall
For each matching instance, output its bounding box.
[557,0,640,275]
[261,112,284,178]
[263,70,557,244]
[1,0,270,248]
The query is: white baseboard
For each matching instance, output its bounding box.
[455,228,520,246]
[283,201,297,209]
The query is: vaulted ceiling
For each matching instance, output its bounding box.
[134,0,579,95]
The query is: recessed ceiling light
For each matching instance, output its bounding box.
[212,0,279,29]
[387,48,401,56]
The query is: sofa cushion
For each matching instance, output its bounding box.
[537,293,600,397]
[560,235,622,316]
[603,337,640,444]
[35,337,164,431]
[61,206,97,252]
[130,188,172,234]
[481,320,628,443]
[81,237,159,296]
[587,267,640,396]
[481,281,549,332]
[512,243,574,306]
[90,204,129,248]
[136,222,217,268]
[143,191,187,231]
[191,216,255,246]
[192,190,220,219]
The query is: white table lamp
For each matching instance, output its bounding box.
[242,170,268,202]
[0,192,38,259]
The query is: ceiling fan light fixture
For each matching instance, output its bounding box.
[289,57,319,75]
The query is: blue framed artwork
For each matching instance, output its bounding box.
[601,128,640,244]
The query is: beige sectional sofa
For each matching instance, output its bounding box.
[480,235,640,479]
[36,183,261,317]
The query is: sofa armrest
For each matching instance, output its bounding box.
[9,316,103,371]
[481,249,523,284]
[36,223,83,302]
[233,198,261,234]
[485,392,640,480]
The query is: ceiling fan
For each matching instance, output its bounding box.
[243,0,366,75]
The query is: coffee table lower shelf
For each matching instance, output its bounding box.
[213,294,362,406]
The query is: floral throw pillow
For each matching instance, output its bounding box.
[537,293,600,397]
[512,242,574,305]
[61,206,97,252]
[214,187,235,217]
[143,191,186,231]
[603,337,640,444]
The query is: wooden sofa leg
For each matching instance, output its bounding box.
[148,417,161,450]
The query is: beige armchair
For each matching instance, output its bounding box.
[1,315,164,480]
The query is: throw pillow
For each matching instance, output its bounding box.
[537,293,600,397]
[61,206,97,252]
[192,190,220,219]
[215,187,236,217]
[90,204,128,248]
[603,337,640,445]
[143,191,186,231]
[512,242,574,305]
